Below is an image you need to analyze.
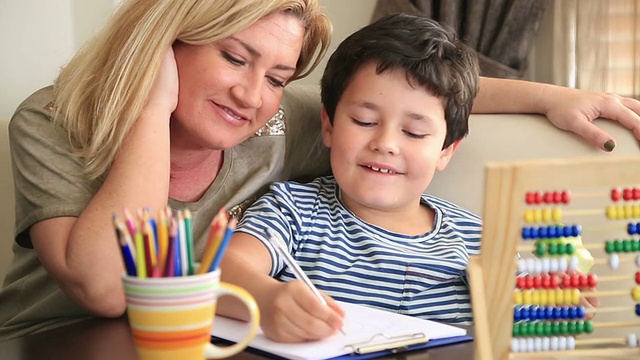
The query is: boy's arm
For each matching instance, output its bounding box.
[217,231,344,343]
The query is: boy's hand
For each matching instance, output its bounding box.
[259,280,345,343]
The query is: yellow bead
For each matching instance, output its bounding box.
[547,289,556,305]
[524,209,535,224]
[543,208,552,223]
[514,291,523,305]
[633,205,640,218]
[617,206,625,220]
[625,205,633,219]
[632,287,640,301]
[552,208,563,223]
[555,288,564,305]
[532,290,540,305]
[570,289,580,305]
[523,290,533,305]
[539,290,548,306]
[606,205,617,220]
[534,209,543,223]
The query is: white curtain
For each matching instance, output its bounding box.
[549,0,639,98]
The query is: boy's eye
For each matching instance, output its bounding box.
[404,131,427,139]
[222,51,245,66]
[352,118,375,127]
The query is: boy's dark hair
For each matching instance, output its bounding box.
[320,13,479,148]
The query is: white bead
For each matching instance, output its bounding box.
[542,258,551,274]
[558,336,567,350]
[511,337,520,352]
[569,256,579,272]
[550,258,559,273]
[567,336,575,350]
[610,253,620,270]
[534,337,542,352]
[542,337,550,351]
[559,257,568,273]
[635,254,640,268]
[519,338,528,352]
[550,336,559,351]
[527,258,536,274]
[518,259,527,274]
[526,337,535,352]
[627,333,638,348]
[534,259,543,274]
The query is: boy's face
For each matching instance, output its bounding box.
[321,63,456,215]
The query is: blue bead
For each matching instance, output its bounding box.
[635,304,640,316]
[561,306,569,319]
[531,306,540,320]
[548,226,558,238]
[522,227,532,239]
[571,225,581,237]
[544,307,554,320]
[536,307,545,320]
[576,306,585,319]
[569,307,577,319]
[538,227,548,239]
[514,306,522,321]
[563,226,571,237]
[628,223,639,235]
[522,306,531,320]
[552,307,561,319]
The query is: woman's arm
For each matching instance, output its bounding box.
[473,77,640,151]
[30,49,179,317]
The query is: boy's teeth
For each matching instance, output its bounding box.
[370,166,391,174]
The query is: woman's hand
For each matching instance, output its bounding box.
[544,88,640,151]
[259,280,345,343]
[144,47,179,118]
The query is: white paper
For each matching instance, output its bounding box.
[211,302,467,360]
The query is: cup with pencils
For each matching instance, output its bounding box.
[114,207,259,360]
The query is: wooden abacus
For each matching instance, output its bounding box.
[469,155,640,359]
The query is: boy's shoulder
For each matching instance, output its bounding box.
[422,193,482,223]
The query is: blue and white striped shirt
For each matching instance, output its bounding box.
[236,176,482,324]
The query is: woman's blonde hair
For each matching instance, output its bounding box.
[54,0,332,179]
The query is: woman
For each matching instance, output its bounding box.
[0,0,638,340]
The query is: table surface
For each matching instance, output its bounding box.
[0,317,475,359]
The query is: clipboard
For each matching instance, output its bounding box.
[211,302,472,360]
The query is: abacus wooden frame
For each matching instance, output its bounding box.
[468,155,640,359]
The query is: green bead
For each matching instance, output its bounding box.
[585,320,594,333]
[535,322,544,336]
[535,242,547,257]
[565,242,575,255]
[513,323,521,337]
[551,321,560,335]
[575,320,585,334]
[623,240,632,252]
[631,239,640,252]
[614,239,623,252]
[543,322,552,336]
[548,242,558,255]
[568,321,577,334]
[605,241,615,254]
[560,321,569,335]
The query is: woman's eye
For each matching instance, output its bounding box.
[352,118,374,127]
[268,77,285,88]
[222,51,245,66]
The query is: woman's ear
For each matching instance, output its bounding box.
[436,140,462,172]
[320,106,334,148]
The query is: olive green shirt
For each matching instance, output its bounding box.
[0,84,330,340]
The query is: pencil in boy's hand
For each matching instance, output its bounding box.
[265,229,346,335]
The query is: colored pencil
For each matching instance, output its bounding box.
[184,209,194,275]
[209,218,237,271]
[197,209,228,274]
[113,215,137,276]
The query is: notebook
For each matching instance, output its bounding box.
[211,301,472,360]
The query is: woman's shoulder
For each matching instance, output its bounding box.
[9,86,56,133]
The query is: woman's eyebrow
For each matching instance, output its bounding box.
[229,36,297,72]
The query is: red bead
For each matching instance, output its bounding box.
[623,188,633,201]
[533,276,542,289]
[525,276,534,289]
[636,271,640,285]
[570,274,580,288]
[525,192,535,205]
[544,192,554,204]
[517,276,526,289]
[562,274,571,288]
[612,188,622,202]
[533,191,543,204]
[541,274,551,288]
[587,274,597,288]
[633,188,640,200]
[552,191,562,204]
[550,275,559,289]
[578,274,588,287]
[561,190,571,204]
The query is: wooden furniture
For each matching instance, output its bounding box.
[469,155,640,359]
[0,317,474,359]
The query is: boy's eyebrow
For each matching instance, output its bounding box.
[229,36,297,72]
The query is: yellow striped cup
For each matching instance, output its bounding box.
[123,270,259,359]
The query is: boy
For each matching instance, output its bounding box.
[218,13,481,343]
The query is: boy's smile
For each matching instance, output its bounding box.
[321,62,457,231]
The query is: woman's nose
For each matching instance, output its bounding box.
[231,75,263,109]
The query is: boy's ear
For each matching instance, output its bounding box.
[436,140,462,172]
[320,106,333,148]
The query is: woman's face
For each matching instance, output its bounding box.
[171,12,304,150]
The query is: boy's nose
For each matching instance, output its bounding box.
[370,129,399,155]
